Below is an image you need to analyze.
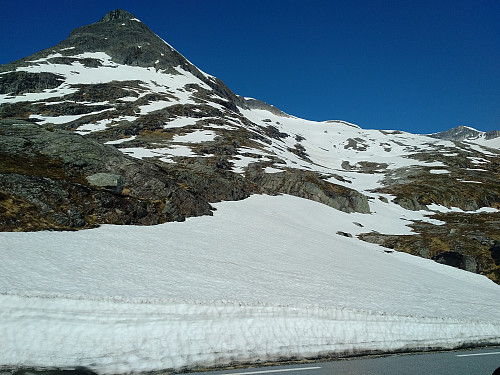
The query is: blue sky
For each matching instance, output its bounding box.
[1,0,498,133]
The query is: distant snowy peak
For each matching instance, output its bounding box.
[429,125,483,141]
[429,125,500,142]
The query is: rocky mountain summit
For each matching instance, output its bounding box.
[429,125,500,142]
[1,10,500,283]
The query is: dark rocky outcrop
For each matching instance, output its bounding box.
[0,72,65,95]
[485,130,500,140]
[432,251,479,273]
[161,158,255,204]
[0,120,213,230]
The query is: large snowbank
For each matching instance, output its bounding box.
[1,194,500,373]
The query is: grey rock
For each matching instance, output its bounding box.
[432,251,480,273]
[428,125,483,141]
[0,72,65,95]
[86,173,125,194]
[337,231,353,238]
[485,130,500,140]
[0,120,213,230]
[393,196,428,211]
[250,169,370,214]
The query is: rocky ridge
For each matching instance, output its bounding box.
[1,9,500,283]
[429,125,500,142]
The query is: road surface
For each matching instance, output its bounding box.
[188,347,500,375]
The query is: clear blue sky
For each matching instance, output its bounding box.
[1,0,498,133]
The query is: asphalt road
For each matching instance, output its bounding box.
[188,347,500,375]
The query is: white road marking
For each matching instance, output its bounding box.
[227,367,322,375]
[456,351,500,357]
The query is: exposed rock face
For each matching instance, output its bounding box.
[0,120,213,230]
[250,169,370,213]
[432,251,479,273]
[0,72,65,95]
[485,130,500,140]
[99,8,136,22]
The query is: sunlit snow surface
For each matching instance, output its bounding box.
[1,195,499,373]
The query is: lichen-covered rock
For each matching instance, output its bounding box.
[86,173,125,194]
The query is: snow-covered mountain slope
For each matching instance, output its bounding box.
[1,9,500,373]
[1,195,499,373]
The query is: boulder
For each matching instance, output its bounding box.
[86,173,125,194]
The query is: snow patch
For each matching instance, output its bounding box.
[75,116,137,134]
[172,130,216,143]
[30,108,112,125]
[429,169,450,174]
[105,135,137,145]
[120,145,196,159]
[138,100,171,114]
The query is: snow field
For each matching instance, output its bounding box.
[1,294,498,374]
[237,108,457,192]
[1,195,499,373]
[163,116,198,128]
[138,100,172,114]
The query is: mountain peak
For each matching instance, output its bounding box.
[99,9,139,23]
[428,125,484,141]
